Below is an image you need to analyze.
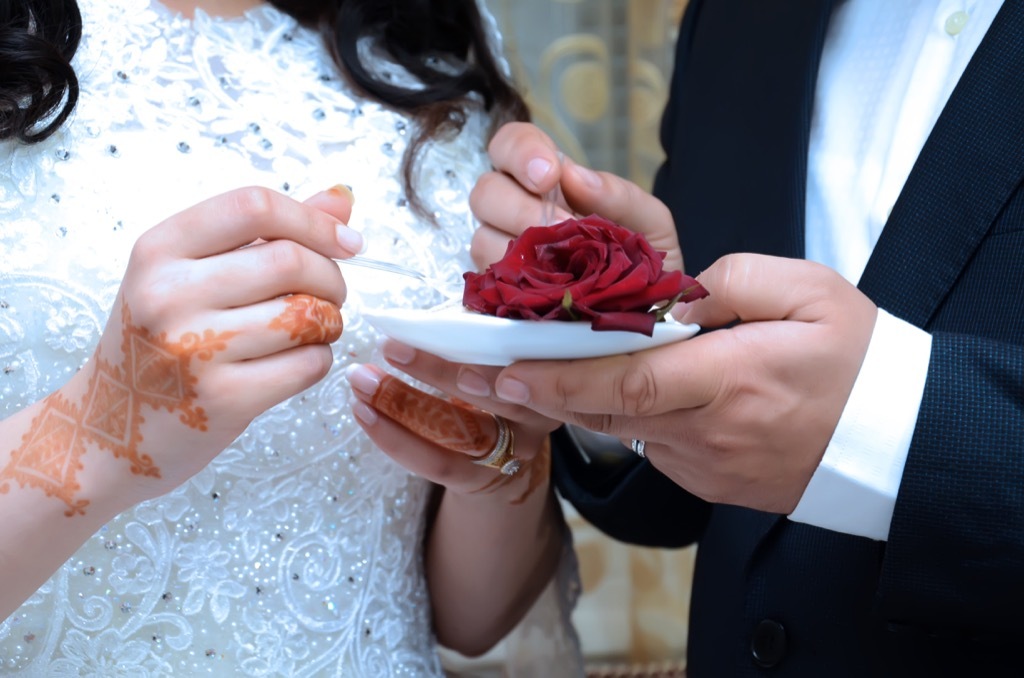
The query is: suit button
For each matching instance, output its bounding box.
[750,619,787,668]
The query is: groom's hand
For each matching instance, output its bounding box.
[492,254,878,514]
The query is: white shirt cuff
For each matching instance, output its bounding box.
[787,309,932,541]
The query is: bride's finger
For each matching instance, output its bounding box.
[218,343,335,417]
[194,239,347,310]
[348,364,546,461]
[206,293,343,362]
[469,222,516,271]
[348,365,554,501]
[347,364,539,487]
[150,186,359,261]
[350,396,509,490]
[349,365,498,456]
[302,184,356,225]
[483,121,562,193]
[378,339,553,428]
[469,171,571,241]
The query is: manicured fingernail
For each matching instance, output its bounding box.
[328,183,355,204]
[336,224,364,254]
[527,158,552,190]
[570,162,602,188]
[352,401,378,426]
[382,339,416,365]
[346,364,381,396]
[495,377,529,404]
[457,368,490,397]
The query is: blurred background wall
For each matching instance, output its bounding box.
[489,0,688,192]
[446,2,696,675]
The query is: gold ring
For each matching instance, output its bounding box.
[472,415,521,476]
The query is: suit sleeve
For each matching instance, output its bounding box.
[550,426,711,548]
[879,332,1024,637]
[652,0,704,205]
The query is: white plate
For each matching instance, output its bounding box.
[361,305,700,366]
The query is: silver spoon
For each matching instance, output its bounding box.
[336,255,464,301]
[540,151,566,227]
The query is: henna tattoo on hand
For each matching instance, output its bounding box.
[269,294,343,345]
[369,375,549,503]
[371,375,494,455]
[0,300,236,516]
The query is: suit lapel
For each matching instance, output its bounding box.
[857,1,1024,326]
[669,0,837,274]
[675,0,835,553]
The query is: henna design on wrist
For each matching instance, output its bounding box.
[0,300,236,516]
[268,294,343,345]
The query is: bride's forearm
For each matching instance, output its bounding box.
[0,389,129,620]
[344,357,572,655]
[425,449,564,657]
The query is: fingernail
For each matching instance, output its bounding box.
[456,368,490,397]
[495,377,529,404]
[570,162,602,189]
[382,339,416,365]
[352,401,378,426]
[670,301,693,322]
[527,158,552,190]
[336,224,364,254]
[346,364,381,396]
[328,183,355,204]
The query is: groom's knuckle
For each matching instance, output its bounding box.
[617,363,659,416]
[702,428,732,456]
[552,373,579,411]
[716,253,754,302]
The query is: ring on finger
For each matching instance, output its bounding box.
[472,414,521,476]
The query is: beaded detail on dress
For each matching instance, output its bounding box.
[0,2,585,676]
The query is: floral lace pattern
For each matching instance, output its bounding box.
[0,1,580,675]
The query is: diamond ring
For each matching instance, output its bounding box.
[472,415,521,476]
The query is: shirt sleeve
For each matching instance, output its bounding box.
[787,309,932,540]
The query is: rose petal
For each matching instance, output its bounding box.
[462,214,704,335]
[590,311,658,336]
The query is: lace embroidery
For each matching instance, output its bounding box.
[0,1,581,675]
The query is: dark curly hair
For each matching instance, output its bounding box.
[0,0,82,143]
[2,0,528,217]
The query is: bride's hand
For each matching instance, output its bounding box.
[348,341,567,655]
[44,186,360,513]
[470,121,683,272]
[346,339,561,502]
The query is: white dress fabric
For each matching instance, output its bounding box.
[0,1,581,675]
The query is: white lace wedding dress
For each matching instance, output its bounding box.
[0,1,581,675]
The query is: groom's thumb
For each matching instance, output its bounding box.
[674,253,851,328]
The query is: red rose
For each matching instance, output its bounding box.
[463,214,708,336]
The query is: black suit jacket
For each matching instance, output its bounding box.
[553,1,1024,675]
